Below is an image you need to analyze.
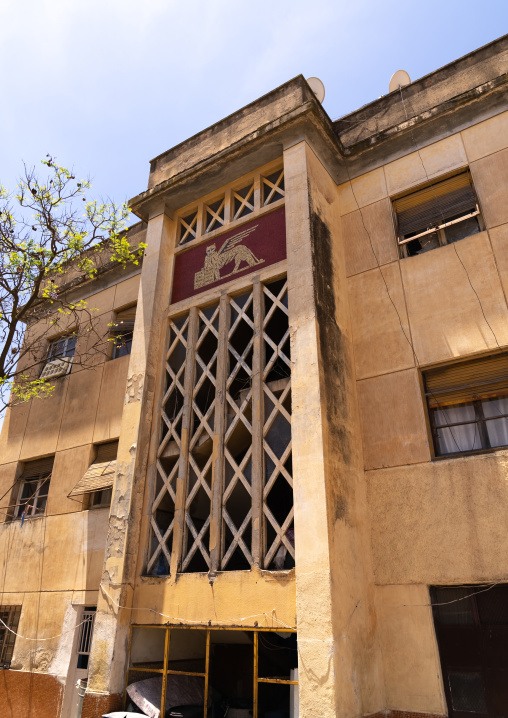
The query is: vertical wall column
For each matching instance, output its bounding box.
[83,209,176,714]
[284,141,339,718]
[284,141,384,718]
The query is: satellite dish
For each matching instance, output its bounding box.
[306,77,325,103]
[389,70,411,93]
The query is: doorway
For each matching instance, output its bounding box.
[431,585,508,718]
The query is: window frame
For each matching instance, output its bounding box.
[125,624,298,718]
[40,333,77,378]
[421,355,508,460]
[11,461,53,521]
[0,605,21,667]
[393,169,484,259]
[86,487,113,510]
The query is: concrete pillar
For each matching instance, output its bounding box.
[284,141,384,718]
[83,208,176,716]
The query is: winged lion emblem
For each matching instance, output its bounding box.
[194,225,264,290]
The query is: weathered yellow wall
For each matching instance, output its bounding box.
[339,109,508,714]
[0,272,140,683]
[132,571,296,628]
[374,585,446,715]
[305,143,385,717]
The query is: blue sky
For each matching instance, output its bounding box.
[1,0,507,211]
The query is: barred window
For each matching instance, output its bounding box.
[76,606,96,669]
[148,277,294,575]
[0,606,21,667]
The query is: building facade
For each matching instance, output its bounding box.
[1,33,508,718]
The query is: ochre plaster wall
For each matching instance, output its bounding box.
[0,273,139,714]
[374,585,446,715]
[339,110,508,716]
[284,141,384,718]
[132,571,296,629]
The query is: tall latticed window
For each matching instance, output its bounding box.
[148,277,294,575]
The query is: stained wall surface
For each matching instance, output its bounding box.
[0,271,140,715]
[340,109,508,714]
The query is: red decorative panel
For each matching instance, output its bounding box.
[171,206,286,304]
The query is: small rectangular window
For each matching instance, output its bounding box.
[233,183,255,219]
[40,334,76,379]
[179,211,198,245]
[204,197,225,233]
[0,606,21,667]
[76,606,96,670]
[423,354,508,457]
[110,306,136,359]
[262,169,284,206]
[11,457,53,520]
[394,170,481,257]
[68,441,118,508]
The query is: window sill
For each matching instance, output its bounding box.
[431,445,508,461]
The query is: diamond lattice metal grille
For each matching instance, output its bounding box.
[148,314,189,575]
[148,276,293,575]
[222,289,255,569]
[181,304,220,571]
[262,279,294,570]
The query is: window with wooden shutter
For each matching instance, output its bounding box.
[394,170,482,258]
[111,306,136,359]
[69,441,118,508]
[423,354,508,457]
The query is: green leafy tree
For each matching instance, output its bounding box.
[0,156,145,412]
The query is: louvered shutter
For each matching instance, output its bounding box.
[424,354,508,408]
[95,441,119,463]
[110,306,136,333]
[394,172,477,239]
[68,442,118,497]
[21,457,54,479]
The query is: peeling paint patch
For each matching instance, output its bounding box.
[126,373,145,403]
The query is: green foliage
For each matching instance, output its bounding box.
[0,156,145,411]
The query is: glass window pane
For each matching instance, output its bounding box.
[445,215,480,244]
[434,403,476,426]
[485,417,508,448]
[436,423,480,455]
[482,396,508,418]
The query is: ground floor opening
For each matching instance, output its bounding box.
[431,584,508,718]
[126,625,298,718]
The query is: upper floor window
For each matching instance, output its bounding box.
[423,354,508,458]
[68,440,118,509]
[395,170,482,258]
[110,306,136,359]
[0,606,21,667]
[11,457,53,521]
[40,334,76,379]
[177,162,285,247]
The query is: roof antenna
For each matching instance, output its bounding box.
[389,70,411,93]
